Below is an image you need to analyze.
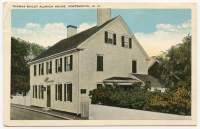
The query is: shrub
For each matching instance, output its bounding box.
[89,83,191,115]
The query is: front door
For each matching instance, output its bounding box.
[47,86,51,107]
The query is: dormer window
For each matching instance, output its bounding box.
[105,31,116,45]
[122,36,132,49]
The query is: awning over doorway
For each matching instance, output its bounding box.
[103,77,140,84]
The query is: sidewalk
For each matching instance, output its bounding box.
[11,104,87,120]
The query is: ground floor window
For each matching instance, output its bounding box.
[38,85,44,99]
[64,84,72,102]
[34,85,37,98]
[55,84,62,101]
[97,84,103,89]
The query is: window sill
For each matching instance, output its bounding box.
[56,72,62,74]
[64,101,72,103]
[105,43,116,46]
[65,70,72,72]
[122,47,131,49]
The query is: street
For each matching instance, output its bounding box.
[11,106,65,120]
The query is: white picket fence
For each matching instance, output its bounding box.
[11,93,31,106]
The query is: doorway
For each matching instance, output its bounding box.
[47,86,51,107]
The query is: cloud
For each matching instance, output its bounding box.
[135,20,191,56]
[11,22,96,47]
[77,23,97,33]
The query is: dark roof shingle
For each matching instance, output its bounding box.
[31,17,117,62]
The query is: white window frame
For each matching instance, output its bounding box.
[107,32,114,44]
[124,36,129,48]
[65,56,71,71]
[56,83,62,101]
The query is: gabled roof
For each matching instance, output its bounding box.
[147,57,159,69]
[132,74,163,86]
[31,16,118,62]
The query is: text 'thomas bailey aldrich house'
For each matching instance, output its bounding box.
[28,9,164,116]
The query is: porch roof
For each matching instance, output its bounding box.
[103,77,139,83]
[132,74,163,86]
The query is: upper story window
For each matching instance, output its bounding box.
[97,55,103,71]
[46,61,52,74]
[64,55,73,71]
[34,65,37,76]
[132,60,137,73]
[122,36,132,49]
[55,58,62,73]
[105,31,116,45]
[39,63,44,75]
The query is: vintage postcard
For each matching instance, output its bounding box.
[3,2,197,126]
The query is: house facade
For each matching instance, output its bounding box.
[28,9,163,116]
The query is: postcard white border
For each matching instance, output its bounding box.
[3,2,197,126]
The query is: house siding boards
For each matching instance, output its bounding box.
[30,52,80,114]
[29,11,153,116]
[79,17,148,99]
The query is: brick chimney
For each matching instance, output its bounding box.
[67,25,77,38]
[97,8,111,26]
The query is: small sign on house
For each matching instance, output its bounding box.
[80,89,86,94]
[41,86,46,91]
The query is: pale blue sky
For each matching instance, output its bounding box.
[11,9,191,56]
[12,9,191,33]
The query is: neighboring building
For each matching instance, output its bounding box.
[147,57,165,92]
[148,56,160,78]
[28,9,163,117]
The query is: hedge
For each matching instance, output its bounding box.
[89,82,191,115]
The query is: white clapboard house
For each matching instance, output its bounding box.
[28,9,164,117]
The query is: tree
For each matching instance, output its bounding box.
[156,34,191,91]
[11,37,45,95]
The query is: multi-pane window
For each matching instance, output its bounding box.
[34,65,36,76]
[97,84,103,89]
[38,85,44,99]
[46,61,52,74]
[33,85,35,98]
[55,58,62,73]
[39,85,41,99]
[55,84,62,101]
[34,85,37,98]
[122,36,132,49]
[67,84,72,102]
[97,55,103,71]
[124,37,129,48]
[64,84,72,102]
[41,85,44,99]
[64,55,73,71]
[39,63,44,75]
[132,60,137,73]
[105,31,116,45]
